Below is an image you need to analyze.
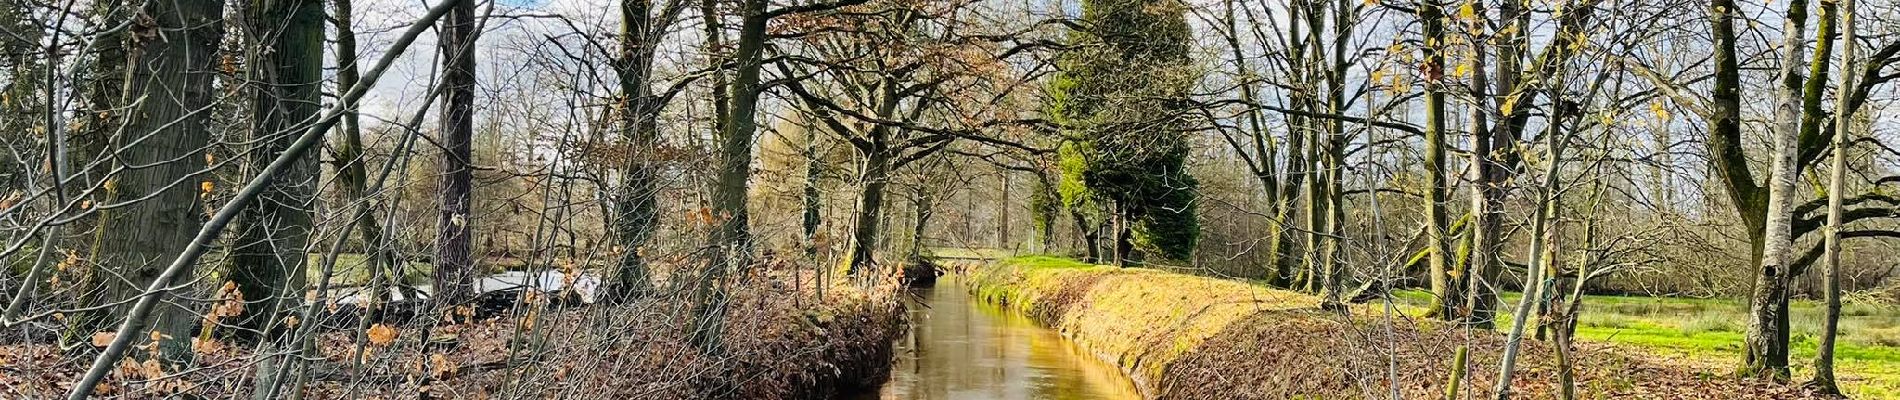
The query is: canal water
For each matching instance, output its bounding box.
[854,277,1142,400]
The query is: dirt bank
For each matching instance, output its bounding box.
[969,256,1826,399]
[1,282,903,399]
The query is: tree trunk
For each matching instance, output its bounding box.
[232,0,324,342]
[433,0,479,310]
[603,0,669,301]
[326,0,402,307]
[1265,0,1309,288]
[1219,0,1281,283]
[1072,208,1100,263]
[1810,0,1853,393]
[1744,0,1813,380]
[1416,1,1456,318]
[846,149,890,276]
[1111,203,1131,267]
[235,0,325,392]
[1495,87,1570,400]
[1318,1,1348,307]
[997,173,1010,249]
[801,117,824,291]
[82,0,226,366]
[693,0,768,354]
[63,0,130,340]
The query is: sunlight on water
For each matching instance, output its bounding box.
[856,278,1142,400]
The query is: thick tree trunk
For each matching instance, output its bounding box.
[63,0,130,340]
[845,150,890,276]
[1744,0,1813,380]
[232,0,324,343]
[1318,4,1348,307]
[83,0,226,365]
[1266,120,1303,286]
[1072,209,1100,263]
[235,0,325,393]
[434,0,479,309]
[1265,0,1309,288]
[603,0,670,301]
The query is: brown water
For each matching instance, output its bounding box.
[855,278,1142,400]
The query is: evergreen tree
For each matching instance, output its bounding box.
[1048,0,1200,263]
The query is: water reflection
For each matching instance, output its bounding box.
[858,278,1142,400]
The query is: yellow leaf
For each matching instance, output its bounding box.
[1650,102,1671,120]
[1459,2,1476,21]
[200,181,215,194]
[367,324,398,346]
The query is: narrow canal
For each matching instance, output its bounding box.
[854,277,1142,400]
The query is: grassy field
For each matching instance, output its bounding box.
[1388,289,1900,398]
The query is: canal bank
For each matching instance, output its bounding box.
[856,277,1140,400]
[965,256,1830,399]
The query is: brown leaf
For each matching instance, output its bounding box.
[367,324,398,346]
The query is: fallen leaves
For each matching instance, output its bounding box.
[367,324,398,346]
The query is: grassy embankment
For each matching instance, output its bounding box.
[967,256,1851,399]
[1388,289,1900,397]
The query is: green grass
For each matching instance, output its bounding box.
[927,247,1020,261]
[1390,289,1900,397]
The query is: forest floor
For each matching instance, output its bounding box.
[1,270,903,399]
[966,255,1863,399]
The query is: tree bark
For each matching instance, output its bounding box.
[1809,0,1852,392]
[232,0,325,343]
[235,0,325,392]
[603,0,681,301]
[80,0,226,366]
[1744,0,1814,380]
[693,0,769,354]
[1495,81,1570,400]
[433,0,479,310]
[845,148,890,276]
[327,0,403,307]
[1416,0,1456,318]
